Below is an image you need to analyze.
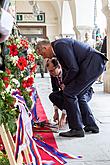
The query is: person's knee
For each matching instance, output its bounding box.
[63,88,76,100]
[63,92,77,105]
[63,88,72,98]
[49,93,54,102]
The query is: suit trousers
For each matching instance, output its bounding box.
[49,90,97,129]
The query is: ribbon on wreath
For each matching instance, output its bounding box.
[13,93,42,164]
[14,114,24,161]
[14,93,55,165]
[33,137,82,164]
[15,113,43,165]
[27,132,54,165]
[30,86,39,122]
[13,92,82,165]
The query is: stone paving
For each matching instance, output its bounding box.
[35,73,110,165]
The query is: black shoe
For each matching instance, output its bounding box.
[84,126,99,133]
[59,129,85,137]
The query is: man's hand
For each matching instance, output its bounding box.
[53,108,59,123]
[60,83,65,90]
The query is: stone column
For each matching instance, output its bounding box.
[56,0,63,38]
[68,0,81,40]
[69,0,95,41]
[102,1,110,93]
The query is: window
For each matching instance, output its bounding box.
[16,13,45,23]
[36,13,45,23]
[16,14,23,22]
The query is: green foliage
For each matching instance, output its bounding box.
[22,89,32,110]
[0,73,17,133]
[0,151,10,165]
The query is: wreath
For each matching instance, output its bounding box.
[0,34,38,133]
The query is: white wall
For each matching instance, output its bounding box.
[16,1,59,41]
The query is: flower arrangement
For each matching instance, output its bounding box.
[0,34,39,132]
[0,70,17,132]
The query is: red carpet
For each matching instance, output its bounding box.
[35,97,61,164]
[0,97,68,164]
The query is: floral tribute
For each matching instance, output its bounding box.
[0,34,38,133]
[0,35,82,165]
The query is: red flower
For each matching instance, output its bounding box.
[5,83,9,88]
[8,44,18,56]
[3,76,10,82]
[22,77,34,88]
[27,77,34,87]
[16,56,27,71]
[6,68,11,75]
[27,53,35,62]
[3,76,10,88]
[30,64,37,74]
[22,80,27,88]
[20,39,28,48]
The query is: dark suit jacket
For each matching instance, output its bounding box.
[50,75,59,92]
[50,68,66,92]
[51,38,108,86]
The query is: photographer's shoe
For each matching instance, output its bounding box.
[84,126,99,133]
[59,129,85,137]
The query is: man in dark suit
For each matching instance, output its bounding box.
[46,58,67,128]
[36,38,108,137]
[47,57,95,132]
